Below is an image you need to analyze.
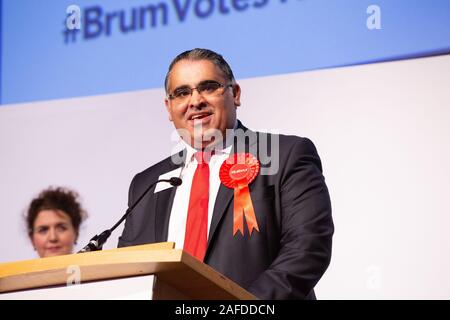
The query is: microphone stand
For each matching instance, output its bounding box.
[78,177,182,253]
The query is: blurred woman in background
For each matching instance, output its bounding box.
[26,187,88,258]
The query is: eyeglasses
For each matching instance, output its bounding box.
[167,80,232,102]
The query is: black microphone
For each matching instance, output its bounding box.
[78,177,182,253]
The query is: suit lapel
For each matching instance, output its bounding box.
[208,184,234,245]
[207,122,258,247]
[154,186,177,242]
[154,151,186,242]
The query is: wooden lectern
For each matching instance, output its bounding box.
[0,242,256,300]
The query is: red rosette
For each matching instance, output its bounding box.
[220,153,260,236]
[219,153,260,189]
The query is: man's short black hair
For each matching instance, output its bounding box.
[164,48,235,93]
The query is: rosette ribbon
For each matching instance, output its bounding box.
[219,153,260,236]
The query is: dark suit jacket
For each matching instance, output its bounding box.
[118,121,334,299]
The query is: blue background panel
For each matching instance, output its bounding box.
[1,0,450,105]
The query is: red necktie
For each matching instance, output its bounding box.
[184,151,210,261]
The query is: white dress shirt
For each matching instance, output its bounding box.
[167,131,234,250]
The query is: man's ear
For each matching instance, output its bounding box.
[164,99,173,121]
[232,83,241,107]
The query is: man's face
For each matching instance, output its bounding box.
[165,59,241,149]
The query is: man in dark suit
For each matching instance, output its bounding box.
[118,48,334,299]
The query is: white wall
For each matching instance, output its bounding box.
[0,89,174,258]
[1,55,449,299]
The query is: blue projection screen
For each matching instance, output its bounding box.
[1,0,450,104]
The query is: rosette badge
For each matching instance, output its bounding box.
[219,153,260,236]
